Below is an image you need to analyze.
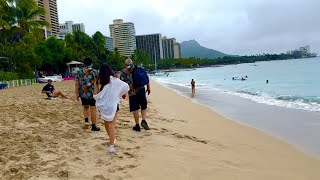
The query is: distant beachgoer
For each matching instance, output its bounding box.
[191,79,195,96]
[42,79,67,99]
[94,63,129,154]
[266,80,269,84]
[75,57,100,131]
[120,59,151,132]
[167,73,169,77]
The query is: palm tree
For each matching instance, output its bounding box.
[0,0,11,30]
[2,0,48,71]
[92,31,106,61]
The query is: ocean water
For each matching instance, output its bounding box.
[152,57,320,158]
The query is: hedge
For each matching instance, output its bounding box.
[0,71,19,81]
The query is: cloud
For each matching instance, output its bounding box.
[58,0,320,55]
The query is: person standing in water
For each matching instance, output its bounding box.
[191,79,195,96]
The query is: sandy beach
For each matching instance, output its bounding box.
[1,80,320,180]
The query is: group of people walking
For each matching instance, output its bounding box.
[42,57,151,155]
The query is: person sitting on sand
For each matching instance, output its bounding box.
[93,63,129,154]
[191,79,195,96]
[42,79,67,99]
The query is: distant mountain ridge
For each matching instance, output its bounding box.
[180,40,228,59]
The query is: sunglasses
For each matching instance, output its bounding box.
[125,64,133,66]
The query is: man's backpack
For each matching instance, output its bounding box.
[132,67,149,87]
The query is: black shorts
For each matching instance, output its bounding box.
[129,87,147,112]
[81,98,96,106]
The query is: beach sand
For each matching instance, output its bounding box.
[0,80,320,179]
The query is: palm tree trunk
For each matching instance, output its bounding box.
[9,43,13,71]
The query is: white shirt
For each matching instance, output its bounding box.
[93,76,129,121]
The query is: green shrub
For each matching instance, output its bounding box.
[0,71,19,81]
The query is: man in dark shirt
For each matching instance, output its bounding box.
[75,57,100,131]
[42,79,67,99]
[120,59,151,132]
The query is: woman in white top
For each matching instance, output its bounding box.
[94,63,129,154]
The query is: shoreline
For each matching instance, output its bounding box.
[152,79,320,159]
[132,80,320,179]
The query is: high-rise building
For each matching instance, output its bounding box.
[36,0,59,37]
[306,45,311,54]
[72,23,85,33]
[105,36,114,51]
[162,36,181,59]
[174,42,181,59]
[136,33,163,64]
[58,21,85,39]
[109,19,136,57]
[299,45,311,55]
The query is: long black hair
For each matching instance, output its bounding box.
[98,63,114,87]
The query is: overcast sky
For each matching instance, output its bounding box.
[57,0,320,55]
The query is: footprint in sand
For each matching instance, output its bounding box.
[119,154,125,158]
[123,152,135,158]
[117,167,125,171]
[171,133,209,144]
[57,170,69,178]
[161,128,169,132]
[93,175,109,180]
[96,159,105,166]
[9,156,20,161]
[95,145,105,151]
[108,169,116,173]
[125,164,136,169]
[0,156,8,165]
[125,139,136,143]
[73,156,83,162]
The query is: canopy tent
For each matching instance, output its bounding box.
[66,61,84,76]
[66,61,83,65]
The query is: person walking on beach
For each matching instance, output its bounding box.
[191,79,196,96]
[93,63,129,154]
[75,57,100,131]
[120,59,151,131]
[42,79,67,99]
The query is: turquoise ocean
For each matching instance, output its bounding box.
[152,57,320,158]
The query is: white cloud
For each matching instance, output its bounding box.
[57,0,320,55]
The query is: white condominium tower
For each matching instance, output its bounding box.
[109,19,136,57]
[58,21,85,39]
